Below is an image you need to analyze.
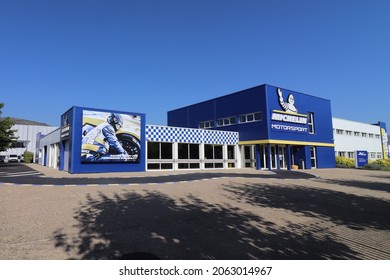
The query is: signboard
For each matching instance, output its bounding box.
[60,113,71,140]
[81,110,141,163]
[271,88,308,134]
[380,128,388,159]
[355,150,368,168]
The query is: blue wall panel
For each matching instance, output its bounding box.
[316,146,336,168]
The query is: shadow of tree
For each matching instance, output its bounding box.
[54,190,359,260]
[223,182,390,230]
[320,178,390,193]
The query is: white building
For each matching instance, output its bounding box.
[0,118,58,162]
[332,118,386,160]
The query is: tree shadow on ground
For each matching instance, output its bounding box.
[53,190,360,260]
[223,182,390,230]
[320,178,390,193]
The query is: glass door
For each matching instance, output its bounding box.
[243,145,256,168]
[270,145,277,169]
[278,146,287,169]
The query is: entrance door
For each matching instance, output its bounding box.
[278,146,287,169]
[243,145,256,168]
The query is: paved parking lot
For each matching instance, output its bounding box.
[0,164,389,259]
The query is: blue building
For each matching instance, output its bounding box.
[168,84,336,170]
[37,84,339,173]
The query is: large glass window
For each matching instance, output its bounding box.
[204,145,214,159]
[147,142,173,170]
[178,143,199,159]
[147,142,160,159]
[204,144,224,169]
[178,143,200,170]
[227,145,235,159]
[161,143,172,159]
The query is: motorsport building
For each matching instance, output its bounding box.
[16,84,388,173]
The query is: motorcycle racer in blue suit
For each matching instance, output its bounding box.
[81,113,129,162]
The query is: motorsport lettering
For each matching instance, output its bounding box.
[271,123,308,133]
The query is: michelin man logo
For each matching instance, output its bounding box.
[277,88,298,113]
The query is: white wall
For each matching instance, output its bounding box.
[0,124,58,161]
[332,118,383,158]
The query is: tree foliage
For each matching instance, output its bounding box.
[0,103,17,152]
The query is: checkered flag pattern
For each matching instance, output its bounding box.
[202,129,239,145]
[146,125,239,145]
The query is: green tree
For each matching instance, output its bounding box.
[0,103,17,152]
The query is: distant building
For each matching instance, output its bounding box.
[332,118,388,160]
[0,118,57,162]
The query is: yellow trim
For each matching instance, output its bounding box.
[82,143,100,152]
[272,110,307,118]
[239,139,335,147]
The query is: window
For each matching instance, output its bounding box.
[338,151,346,157]
[377,153,382,159]
[308,112,315,134]
[204,144,224,168]
[375,134,380,139]
[362,133,367,138]
[217,116,236,127]
[346,130,352,136]
[227,145,235,159]
[370,152,376,159]
[227,145,236,168]
[147,142,173,170]
[336,129,344,135]
[347,152,355,159]
[199,120,215,129]
[354,131,360,137]
[369,134,374,138]
[11,141,26,148]
[239,112,262,123]
[177,143,200,170]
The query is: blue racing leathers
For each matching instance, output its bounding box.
[81,122,127,162]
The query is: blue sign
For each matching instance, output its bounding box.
[355,150,368,168]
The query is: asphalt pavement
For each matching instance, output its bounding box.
[0,163,317,185]
[1,164,389,260]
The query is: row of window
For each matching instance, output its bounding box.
[200,112,317,134]
[334,129,381,139]
[199,112,262,128]
[148,142,236,160]
[147,142,236,170]
[337,151,382,159]
[10,141,27,148]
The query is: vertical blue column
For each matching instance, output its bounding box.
[59,141,65,171]
[255,144,261,170]
[304,146,311,169]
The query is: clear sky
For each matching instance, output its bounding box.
[1,0,389,128]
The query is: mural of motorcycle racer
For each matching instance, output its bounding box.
[81,111,141,163]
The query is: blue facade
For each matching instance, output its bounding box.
[168,84,336,169]
[59,106,146,174]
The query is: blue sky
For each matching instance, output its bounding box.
[1,0,389,128]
